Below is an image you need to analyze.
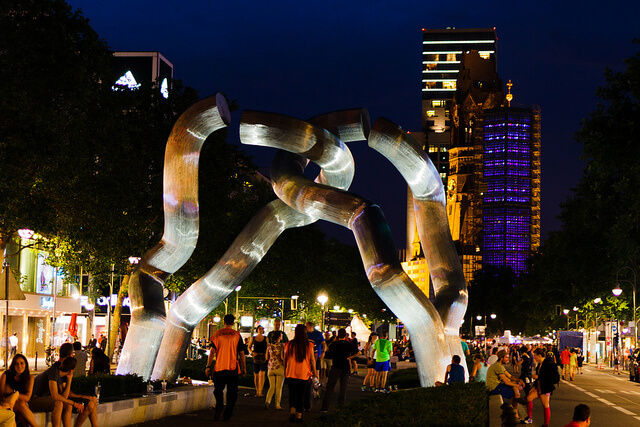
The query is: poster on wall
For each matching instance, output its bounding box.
[36,253,54,294]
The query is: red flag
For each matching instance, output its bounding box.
[68,313,78,338]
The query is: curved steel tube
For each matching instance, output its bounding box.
[149,109,368,381]
[242,113,451,386]
[368,117,468,380]
[117,93,230,379]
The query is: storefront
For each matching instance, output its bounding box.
[0,293,83,357]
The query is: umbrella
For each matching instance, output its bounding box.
[68,313,78,338]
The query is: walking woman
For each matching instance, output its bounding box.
[284,324,317,423]
[265,331,285,410]
[361,333,378,391]
[518,347,556,427]
[0,354,39,427]
[248,325,268,397]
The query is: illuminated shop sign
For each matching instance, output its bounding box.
[40,297,54,309]
[112,71,141,91]
[96,295,131,307]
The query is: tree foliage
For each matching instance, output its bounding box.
[517,40,640,331]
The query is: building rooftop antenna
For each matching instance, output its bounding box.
[506,79,513,107]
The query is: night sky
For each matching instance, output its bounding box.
[67,0,639,249]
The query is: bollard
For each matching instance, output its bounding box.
[34,351,37,371]
[500,402,520,427]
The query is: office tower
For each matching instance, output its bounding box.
[447,52,541,281]
[480,107,541,271]
[402,29,497,296]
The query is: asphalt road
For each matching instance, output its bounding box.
[544,365,640,426]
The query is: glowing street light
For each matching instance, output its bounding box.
[235,286,242,324]
[317,293,328,330]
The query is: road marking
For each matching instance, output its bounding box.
[616,406,636,415]
[594,389,615,393]
[574,386,585,392]
[635,416,640,422]
[584,391,598,398]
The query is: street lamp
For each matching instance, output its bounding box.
[234,286,242,324]
[615,266,637,348]
[317,293,328,330]
[573,306,579,330]
[563,309,570,329]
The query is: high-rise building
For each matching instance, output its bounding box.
[480,107,541,271]
[446,52,541,282]
[403,28,541,293]
[402,29,497,295]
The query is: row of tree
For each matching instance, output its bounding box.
[0,0,391,351]
[465,40,640,337]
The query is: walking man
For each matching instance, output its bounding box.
[267,318,289,344]
[560,346,571,380]
[8,333,18,359]
[320,328,358,411]
[205,314,246,421]
[373,331,393,392]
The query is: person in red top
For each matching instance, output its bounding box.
[564,404,590,427]
[284,324,317,423]
[205,314,246,421]
[560,346,571,380]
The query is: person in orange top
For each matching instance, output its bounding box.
[284,324,317,423]
[205,314,246,422]
[560,346,571,380]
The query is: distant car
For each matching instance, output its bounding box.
[629,349,640,382]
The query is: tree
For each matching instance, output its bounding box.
[0,0,116,265]
[520,40,640,330]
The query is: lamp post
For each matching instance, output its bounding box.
[317,293,328,331]
[614,266,637,349]
[563,308,570,330]
[234,286,242,326]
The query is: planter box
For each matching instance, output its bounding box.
[32,385,214,426]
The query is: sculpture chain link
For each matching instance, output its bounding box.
[116,95,467,386]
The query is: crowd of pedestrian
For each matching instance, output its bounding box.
[204,317,407,423]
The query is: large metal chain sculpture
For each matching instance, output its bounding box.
[116,94,467,386]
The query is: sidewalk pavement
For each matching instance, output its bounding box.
[131,361,417,426]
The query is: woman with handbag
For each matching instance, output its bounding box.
[265,331,285,410]
[284,324,317,423]
[248,325,268,397]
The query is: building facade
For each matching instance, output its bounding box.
[403,28,498,294]
[403,28,540,293]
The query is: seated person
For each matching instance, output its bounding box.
[73,342,88,377]
[89,348,110,375]
[0,391,19,427]
[30,357,99,427]
[0,354,38,427]
[436,355,466,386]
[485,350,526,412]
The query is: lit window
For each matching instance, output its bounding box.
[443,81,456,90]
[428,146,438,153]
[440,172,447,179]
[432,100,445,107]
[427,110,436,117]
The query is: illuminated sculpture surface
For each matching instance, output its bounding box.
[116,95,467,386]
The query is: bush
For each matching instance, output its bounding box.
[311,382,488,426]
[387,368,421,389]
[70,374,146,399]
[180,357,255,387]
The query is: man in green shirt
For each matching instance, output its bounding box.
[486,350,525,412]
[372,331,393,392]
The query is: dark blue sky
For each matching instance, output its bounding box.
[68,0,639,249]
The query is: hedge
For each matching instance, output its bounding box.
[311,382,488,426]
